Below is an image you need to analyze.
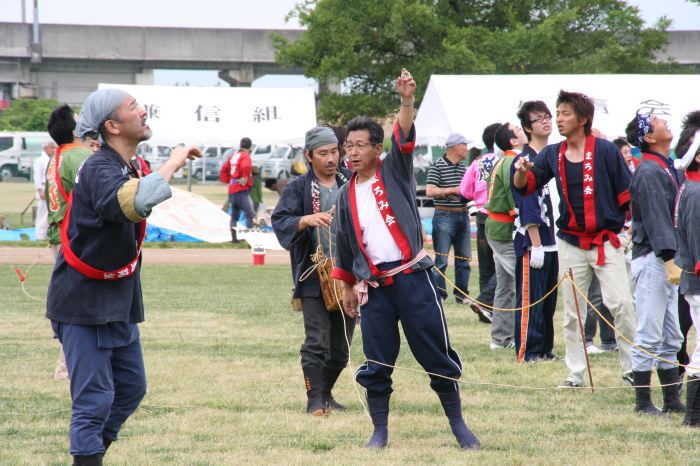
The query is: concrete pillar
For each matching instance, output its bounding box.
[135,69,154,85]
[218,64,256,87]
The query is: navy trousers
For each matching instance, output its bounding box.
[355,263,463,396]
[514,251,558,362]
[54,322,147,456]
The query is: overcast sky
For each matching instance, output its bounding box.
[3,0,699,86]
[4,0,699,29]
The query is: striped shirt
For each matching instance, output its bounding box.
[427,155,467,208]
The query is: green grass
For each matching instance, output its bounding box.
[0,263,697,465]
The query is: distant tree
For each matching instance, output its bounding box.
[0,98,60,132]
[273,0,679,122]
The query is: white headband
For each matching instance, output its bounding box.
[677,130,700,170]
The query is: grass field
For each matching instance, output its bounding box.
[1,262,698,465]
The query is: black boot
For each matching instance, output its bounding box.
[366,394,390,448]
[72,453,103,466]
[684,375,700,426]
[437,390,480,450]
[658,367,685,413]
[321,367,346,411]
[302,366,326,416]
[231,228,241,244]
[102,435,112,453]
[633,370,662,415]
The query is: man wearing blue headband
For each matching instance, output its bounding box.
[625,113,684,415]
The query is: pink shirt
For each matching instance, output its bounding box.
[460,152,497,213]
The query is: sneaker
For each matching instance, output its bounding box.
[585,343,605,355]
[621,375,634,387]
[598,342,618,352]
[466,302,493,324]
[543,352,560,361]
[490,342,513,350]
[557,380,584,389]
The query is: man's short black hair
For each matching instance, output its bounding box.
[346,116,384,145]
[676,110,700,172]
[556,90,594,135]
[482,122,501,153]
[612,137,630,151]
[517,100,551,141]
[494,123,516,152]
[47,104,76,146]
[625,116,652,152]
[240,137,252,150]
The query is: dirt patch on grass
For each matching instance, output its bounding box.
[0,247,291,266]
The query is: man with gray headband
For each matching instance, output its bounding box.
[272,126,355,416]
[46,88,201,466]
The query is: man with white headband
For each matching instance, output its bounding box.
[674,110,700,426]
[46,88,201,466]
[625,113,684,415]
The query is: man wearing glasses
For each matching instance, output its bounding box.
[332,69,480,450]
[510,101,558,362]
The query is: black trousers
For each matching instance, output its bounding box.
[475,215,496,306]
[300,295,355,373]
[584,274,616,346]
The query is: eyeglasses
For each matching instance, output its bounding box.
[529,115,552,124]
[343,141,377,152]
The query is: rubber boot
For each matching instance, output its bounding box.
[366,394,390,448]
[658,367,685,413]
[437,390,481,450]
[302,366,326,416]
[684,375,700,426]
[72,454,103,466]
[103,435,112,453]
[231,228,241,244]
[633,370,662,415]
[321,367,346,411]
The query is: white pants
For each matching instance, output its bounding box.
[685,294,700,377]
[35,197,49,240]
[559,240,637,385]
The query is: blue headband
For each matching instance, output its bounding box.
[637,113,651,147]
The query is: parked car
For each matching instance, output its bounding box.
[0,131,50,181]
[187,146,232,180]
[260,145,307,186]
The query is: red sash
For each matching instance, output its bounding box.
[558,136,621,265]
[60,190,146,281]
[558,135,597,233]
[348,162,412,281]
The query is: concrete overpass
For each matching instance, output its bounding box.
[0,23,698,106]
[0,22,303,105]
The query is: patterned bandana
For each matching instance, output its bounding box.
[637,113,652,147]
[311,170,348,213]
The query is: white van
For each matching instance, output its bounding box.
[0,131,51,181]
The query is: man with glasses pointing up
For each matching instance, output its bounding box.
[332,69,480,450]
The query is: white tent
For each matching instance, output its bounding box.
[96,83,317,146]
[416,74,700,147]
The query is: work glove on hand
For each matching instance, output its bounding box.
[664,259,682,285]
[529,246,545,269]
